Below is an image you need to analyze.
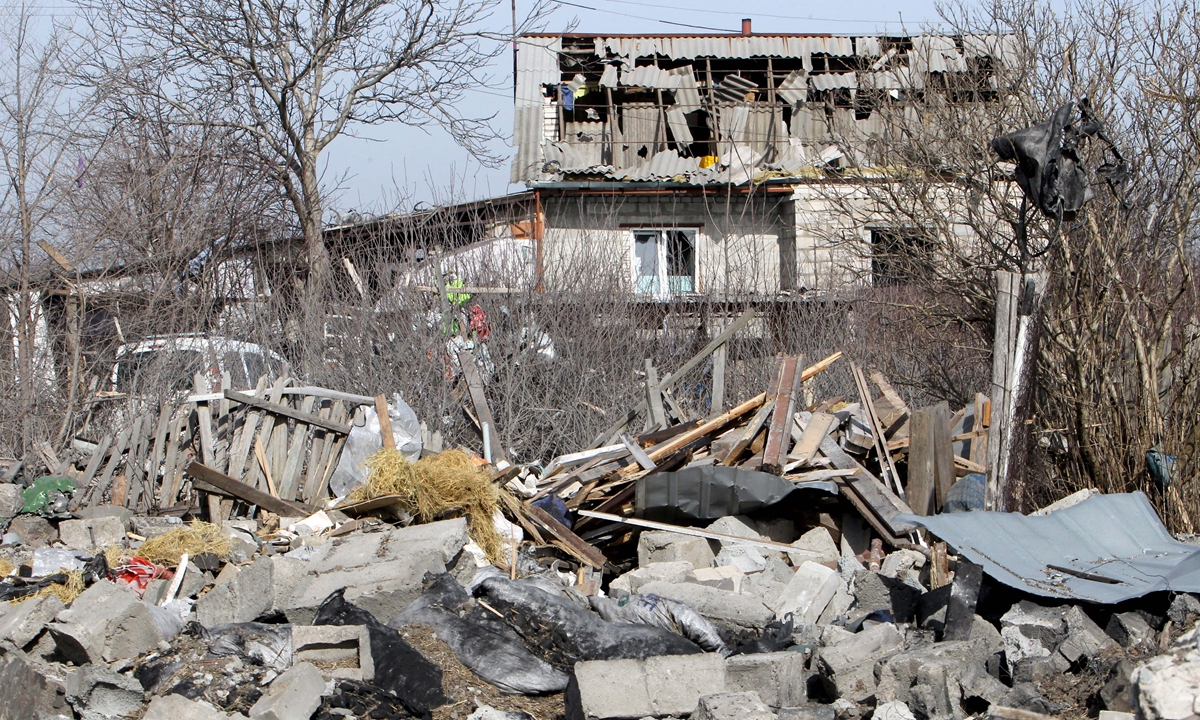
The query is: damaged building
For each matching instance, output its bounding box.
[338,26,1013,298]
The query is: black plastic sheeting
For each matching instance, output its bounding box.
[390,573,570,695]
[473,575,703,670]
[314,589,447,714]
[588,593,727,655]
[636,465,836,523]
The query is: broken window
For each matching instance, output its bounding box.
[632,229,696,296]
[870,227,934,286]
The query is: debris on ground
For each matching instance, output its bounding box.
[0,342,1197,720]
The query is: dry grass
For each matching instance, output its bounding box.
[137,521,232,566]
[350,449,504,563]
[0,556,14,577]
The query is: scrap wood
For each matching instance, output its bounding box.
[624,391,769,476]
[818,434,916,537]
[186,462,315,517]
[789,412,837,465]
[525,504,607,568]
[498,490,546,545]
[851,361,903,498]
[456,348,507,465]
[224,389,352,434]
[721,399,774,465]
[577,510,824,559]
[589,309,759,448]
[762,356,802,474]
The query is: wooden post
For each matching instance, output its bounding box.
[644,359,667,430]
[986,271,1046,511]
[375,394,396,450]
[909,402,953,515]
[710,330,726,417]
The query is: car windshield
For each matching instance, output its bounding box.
[114,349,205,394]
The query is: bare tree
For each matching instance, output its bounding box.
[87,0,547,362]
[0,1,104,457]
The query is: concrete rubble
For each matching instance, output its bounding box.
[2,361,1199,720]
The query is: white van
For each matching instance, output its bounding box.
[108,335,287,396]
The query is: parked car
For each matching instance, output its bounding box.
[108,335,287,396]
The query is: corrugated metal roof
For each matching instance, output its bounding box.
[897,492,1200,604]
[598,35,855,59]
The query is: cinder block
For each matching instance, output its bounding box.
[293,624,373,682]
[0,594,64,647]
[249,662,325,720]
[638,531,716,569]
[57,516,126,552]
[726,651,807,709]
[773,562,842,624]
[637,581,774,629]
[567,653,727,720]
[693,692,775,720]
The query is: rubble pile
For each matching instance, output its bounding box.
[1,343,1199,720]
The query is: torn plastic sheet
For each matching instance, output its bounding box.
[329,393,422,499]
[314,588,448,712]
[391,573,570,694]
[588,593,728,655]
[897,492,1200,603]
[201,621,293,670]
[472,575,703,671]
[636,465,837,523]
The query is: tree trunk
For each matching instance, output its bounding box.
[299,160,329,375]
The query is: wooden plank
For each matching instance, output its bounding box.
[255,436,278,497]
[818,433,916,535]
[162,417,186,506]
[852,362,904,498]
[89,426,132,507]
[577,510,824,559]
[620,433,656,471]
[301,401,333,502]
[763,356,801,474]
[77,433,113,491]
[147,405,172,507]
[970,392,990,466]
[644,359,667,430]
[244,378,288,490]
[278,395,315,500]
[186,462,315,516]
[590,309,759,448]
[782,467,857,480]
[909,401,953,515]
[834,478,906,548]
[125,414,148,510]
[375,394,396,450]
[869,370,910,417]
[626,391,769,475]
[110,474,128,507]
[525,504,608,568]
[226,376,269,481]
[789,412,836,465]
[721,399,776,465]
[930,541,950,589]
[315,402,350,500]
[193,374,222,522]
[710,340,726,417]
[224,389,352,434]
[455,349,507,464]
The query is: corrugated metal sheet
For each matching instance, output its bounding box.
[615,150,703,181]
[809,72,858,91]
[513,37,561,183]
[897,492,1200,603]
[598,35,854,59]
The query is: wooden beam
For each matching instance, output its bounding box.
[525,504,607,568]
[852,361,903,498]
[819,434,916,536]
[644,359,667,430]
[710,341,726,416]
[224,389,352,434]
[721,399,776,465]
[375,394,396,450]
[789,412,836,465]
[620,433,657,471]
[763,356,801,474]
[186,462,314,516]
[456,349,507,465]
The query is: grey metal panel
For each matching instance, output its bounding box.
[896,492,1200,603]
[512,37,561,184]
[809,72,858,91]
[614,150,703,181]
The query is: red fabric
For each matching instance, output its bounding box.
[113,556,174,597]
[469,305,490,341]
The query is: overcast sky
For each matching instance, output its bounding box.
[322,0,947,215]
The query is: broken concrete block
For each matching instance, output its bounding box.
[1130,649,1200,720]
[876,639,1001,719]
[637,581,774,630]
[879,549,925,581]
[293,624,374,682]
[816,622,903,703]
[773,561,841,625]
[197,555,274,626]
[131,516,183,539]
[690,565,744,593]
[1000,600,1068,666]
[638,531,717,569]
[874,701,916,720]
[1101,659,1136,712]
[143,693,239,720]
[65,664,144,720]
[49,580,141,664]
[283,519,470,624]
[0,644,71,720]
[1098,712,1134,720]
[57,516,125,553]
[817,583,854,626]
[778,706,835,720]
[566,653,726,720]
[249,661,326,720]
[103,601,166,662]
[1167,594,1200,627]
[0,483,22,518]
[1059,605,1117,664]
[610,561,694,595]
[8,515,56,547]
[789,527,839,567]
[851,571,922,624]
[725,651,806,709]
[709,517,779,574]
[1107,612,1157,649]
[755,518,796,543]
[692,692,775,720]
[0,594,64,647]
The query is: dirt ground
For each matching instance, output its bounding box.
[398,623,567,720]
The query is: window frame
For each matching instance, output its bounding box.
[629,227,698,298]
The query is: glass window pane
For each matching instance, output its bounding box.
[666,231,695,293]
[633,232,660,294]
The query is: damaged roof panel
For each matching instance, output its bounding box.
[897,492,1200,604]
